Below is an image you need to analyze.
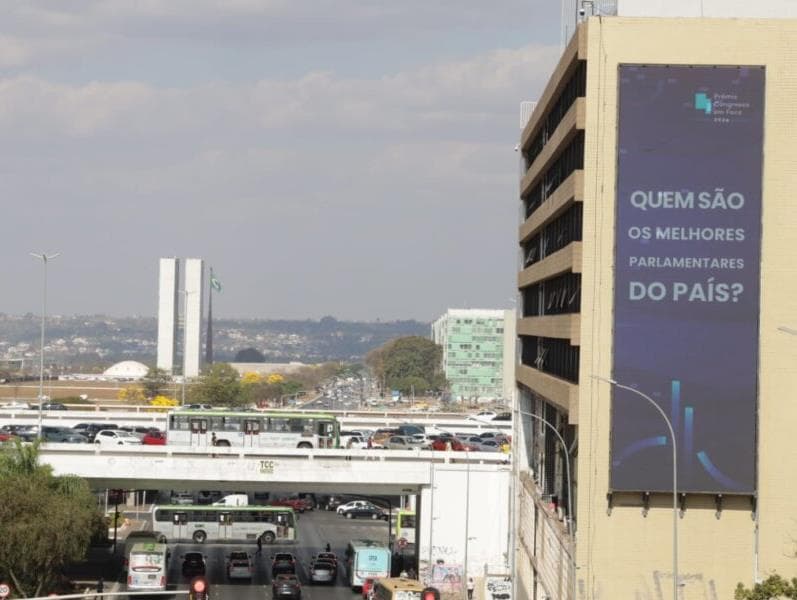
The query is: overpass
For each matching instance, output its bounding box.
[38,443,513,586]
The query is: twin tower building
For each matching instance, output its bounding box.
[156,257,212,378]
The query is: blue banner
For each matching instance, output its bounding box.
[611,65,764,493]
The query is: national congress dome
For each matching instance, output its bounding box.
[102,360,149,380]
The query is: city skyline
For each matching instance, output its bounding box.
[1,2,561,322]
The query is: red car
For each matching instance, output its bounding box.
[430,437,470,451]
[142,429,167,445]
[269,498,311,513]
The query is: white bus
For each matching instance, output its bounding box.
[127,542,169,593]
[345,539,392,589]
[165,409,340,449]
[152,505,297,545]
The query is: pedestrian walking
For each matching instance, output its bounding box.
[211,433,217,446]
[96,577,104,595]
[256,533,263,555]
[467,577,474,600]
[325,542,331,552]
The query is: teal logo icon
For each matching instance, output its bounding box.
[694,92,712,114]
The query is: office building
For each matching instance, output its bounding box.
[156,258,179,374]
[514,6,797,599]
[431,309,515,403]
[183,258,205,379]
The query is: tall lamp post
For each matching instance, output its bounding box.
[515,407,576,600]
[30,252,59,440]
[592,375,679,600]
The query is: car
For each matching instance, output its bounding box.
[120,426,155,440]
[270,497,311,513]
[226,551,253,580]
[94,430,142,446]
[181,552,206,577]
[493,412,512,421]
[142,429,167,445]
[322,495,347,511]
[0,401,31,410]
[372,428,399,446]
[272,574,302,600]
[339,502,387,521]
[315,551,337,565]
[429,437,469,451]
[271,552,297,577]
[466,410,498,422]
[344,435,370,449]
[474,439,501,452]
[384,435,425,450]
[180,404,214,410]
[171,491,194,505]
[39,401,67,411]
[74,423,119,442]
[41,426,88,443]
[336,500,370,515]
[308,558,337,584]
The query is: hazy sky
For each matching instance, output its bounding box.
[3,1,561,321]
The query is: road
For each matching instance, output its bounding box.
[161,508,393,600]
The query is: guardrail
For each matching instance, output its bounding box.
[37,443,511,465]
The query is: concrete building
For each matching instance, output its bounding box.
[183,258,205,379]
[156,258,179,374]
[514,7,797,600]
[432,309,515,403]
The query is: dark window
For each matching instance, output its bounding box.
[521,202,583,268]
[520,336,579,383]
[522,272,581,317]
[523,60,587,170]
[524,132,585,219]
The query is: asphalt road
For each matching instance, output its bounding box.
[161,507,391,600]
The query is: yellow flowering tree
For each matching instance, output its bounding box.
[266,373,285,385]
[149,395,178,412]
[117,386,146,404]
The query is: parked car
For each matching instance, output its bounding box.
[226,551,253,580]
[94,430,142,446]
[0,401,31,410]
[180,404,214,410]
[384,435,424,450]
[466,410,498,422]
[182,552,206,577]
[270,497,311,513]
[172,491,194,505]
[336,500,370,515]
[315,551,337,565]
[41,426,88,443]
[120,426,155,440]
[272,574,302,600]
[271,553,297,577]
[344,435,370,449]
[493,412,512,421]
[339,502,387,520]
[74,423,119,442]
[429,437,469,451]
[371,428,399,446]
[308,558,337,584]
[142,429,167,445]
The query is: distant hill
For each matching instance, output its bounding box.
[0,313,429,370]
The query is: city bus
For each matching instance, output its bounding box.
[345,539,392,589]
[372,578,425,600]
[126,542,169,593]
[165,409,340,449]
[394,509,416,547]
[152,504,296,544]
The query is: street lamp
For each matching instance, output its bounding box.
[515,407,576,600]
[30,252,59,440]
[592,375,679,600]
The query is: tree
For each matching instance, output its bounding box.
[234,347,266,363]
[141,367,172,399]
[367,336,445,393]
[0,442,103,597]
[736,575,797,599]
[118,385,146,404]
[190,363,243,407]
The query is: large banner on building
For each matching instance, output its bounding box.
[611,65,764,493]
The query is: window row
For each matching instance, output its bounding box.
[520,335,579,383]
[522,272,581,317]
[522,202,583,269]
[523,60,587,170]
[524,131,584,219]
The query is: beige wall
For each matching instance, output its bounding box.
[577,16,797,599]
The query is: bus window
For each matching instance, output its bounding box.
[190,419,208,434]
[269,418,289,432]
[223,417,241,432]
[288,419,304,433]
[244,419,261,434]
[173,512,187,525]
[219,512,233,525]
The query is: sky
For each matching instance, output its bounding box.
[2,1,562,322]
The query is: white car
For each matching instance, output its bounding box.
[226,551,253,580]
[337,500,372,515]
[466,410,498,422]
[94,430,143,446]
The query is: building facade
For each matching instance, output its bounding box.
[432,309,515,403]
[514,13,797,600]
[156,258,179,374]
[183,258,205,379]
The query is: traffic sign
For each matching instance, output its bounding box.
[0,582,11,598]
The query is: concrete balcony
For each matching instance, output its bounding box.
[519,171,583,244]
[518,242,582,289]
[518,314,581,346]
[516,364,578,421]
